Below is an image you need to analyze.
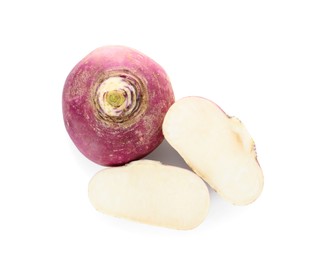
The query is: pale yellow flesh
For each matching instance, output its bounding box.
[163,97,264,205]
[88,160,210,230]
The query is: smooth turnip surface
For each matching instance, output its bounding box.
[163,97,264,206]
[63,46,174,166]
[88,160,210,230]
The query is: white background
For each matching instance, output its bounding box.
[1,0,326,259]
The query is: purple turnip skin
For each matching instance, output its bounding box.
[62,46,174,166]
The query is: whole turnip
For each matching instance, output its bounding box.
[63,46,174,166]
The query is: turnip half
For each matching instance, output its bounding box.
[62,46,174,166]
[163,97,264,205]
[88,160,210,230]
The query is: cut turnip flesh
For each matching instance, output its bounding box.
[88,160,210,230]
[163,97,264,205]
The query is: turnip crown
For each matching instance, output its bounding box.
[92,69,148,125]
[106,90,125,107]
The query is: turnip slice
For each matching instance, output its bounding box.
[88,160,210,230]
[163,97,264,205]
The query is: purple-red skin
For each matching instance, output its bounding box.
[62,46,174,166]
